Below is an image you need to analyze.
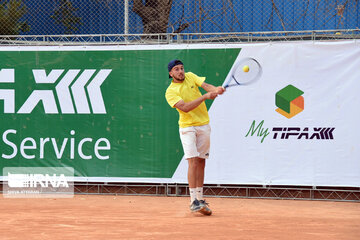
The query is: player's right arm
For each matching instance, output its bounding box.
[201,82,225,95]
[174,92,218,113]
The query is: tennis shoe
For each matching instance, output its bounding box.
[190,199,203,212]
[199,200,212,216]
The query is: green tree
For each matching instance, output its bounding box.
[132,0,173,34]
[51,0,82,34]
[0,0,29,35]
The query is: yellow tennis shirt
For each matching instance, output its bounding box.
[165,72,210,128]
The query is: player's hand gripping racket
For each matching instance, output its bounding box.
[223,57,262,88]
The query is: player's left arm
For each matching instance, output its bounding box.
[201,82,225,95]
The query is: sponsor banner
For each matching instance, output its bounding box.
[0,46,239,180]
[173,40,360,187]
[1,42,359,187]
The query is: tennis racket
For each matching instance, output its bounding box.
[223,57,262,88]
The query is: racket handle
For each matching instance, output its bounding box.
[224,83,241,88]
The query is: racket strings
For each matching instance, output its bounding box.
[231,59,262,86]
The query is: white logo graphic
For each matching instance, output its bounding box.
[3,167,74,198]
[8,173,69,188]
[0,68,111,114]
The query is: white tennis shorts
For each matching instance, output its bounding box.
[179,124,211,159]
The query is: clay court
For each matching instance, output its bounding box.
[0,195,359,240]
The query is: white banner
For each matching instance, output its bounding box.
[172,40,360,187]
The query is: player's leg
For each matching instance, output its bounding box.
[179,127,203,212]
[195,125,212,215]
[187,157,203,212]
[195,124,211,200]
[194,157,211,215]
[187,157,198,189]
[195,157,205,199]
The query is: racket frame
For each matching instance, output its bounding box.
[223,57,262,89]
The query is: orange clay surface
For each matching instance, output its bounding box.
[0,195,359,240]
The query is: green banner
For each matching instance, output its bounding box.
[0,48,240,179]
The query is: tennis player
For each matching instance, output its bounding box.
[165,59,225,215]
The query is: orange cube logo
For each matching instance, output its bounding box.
[275,85,304,119]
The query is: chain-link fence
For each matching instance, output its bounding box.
[0,0,358,36]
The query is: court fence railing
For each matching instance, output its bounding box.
[0,29,359,46]
[0,181,359,202]
[74,183,360,202]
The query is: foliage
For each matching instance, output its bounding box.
[0,0,29,35]
[51,0,82,34]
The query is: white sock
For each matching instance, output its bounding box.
[189,188,196,203]
[196,187,203,201]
